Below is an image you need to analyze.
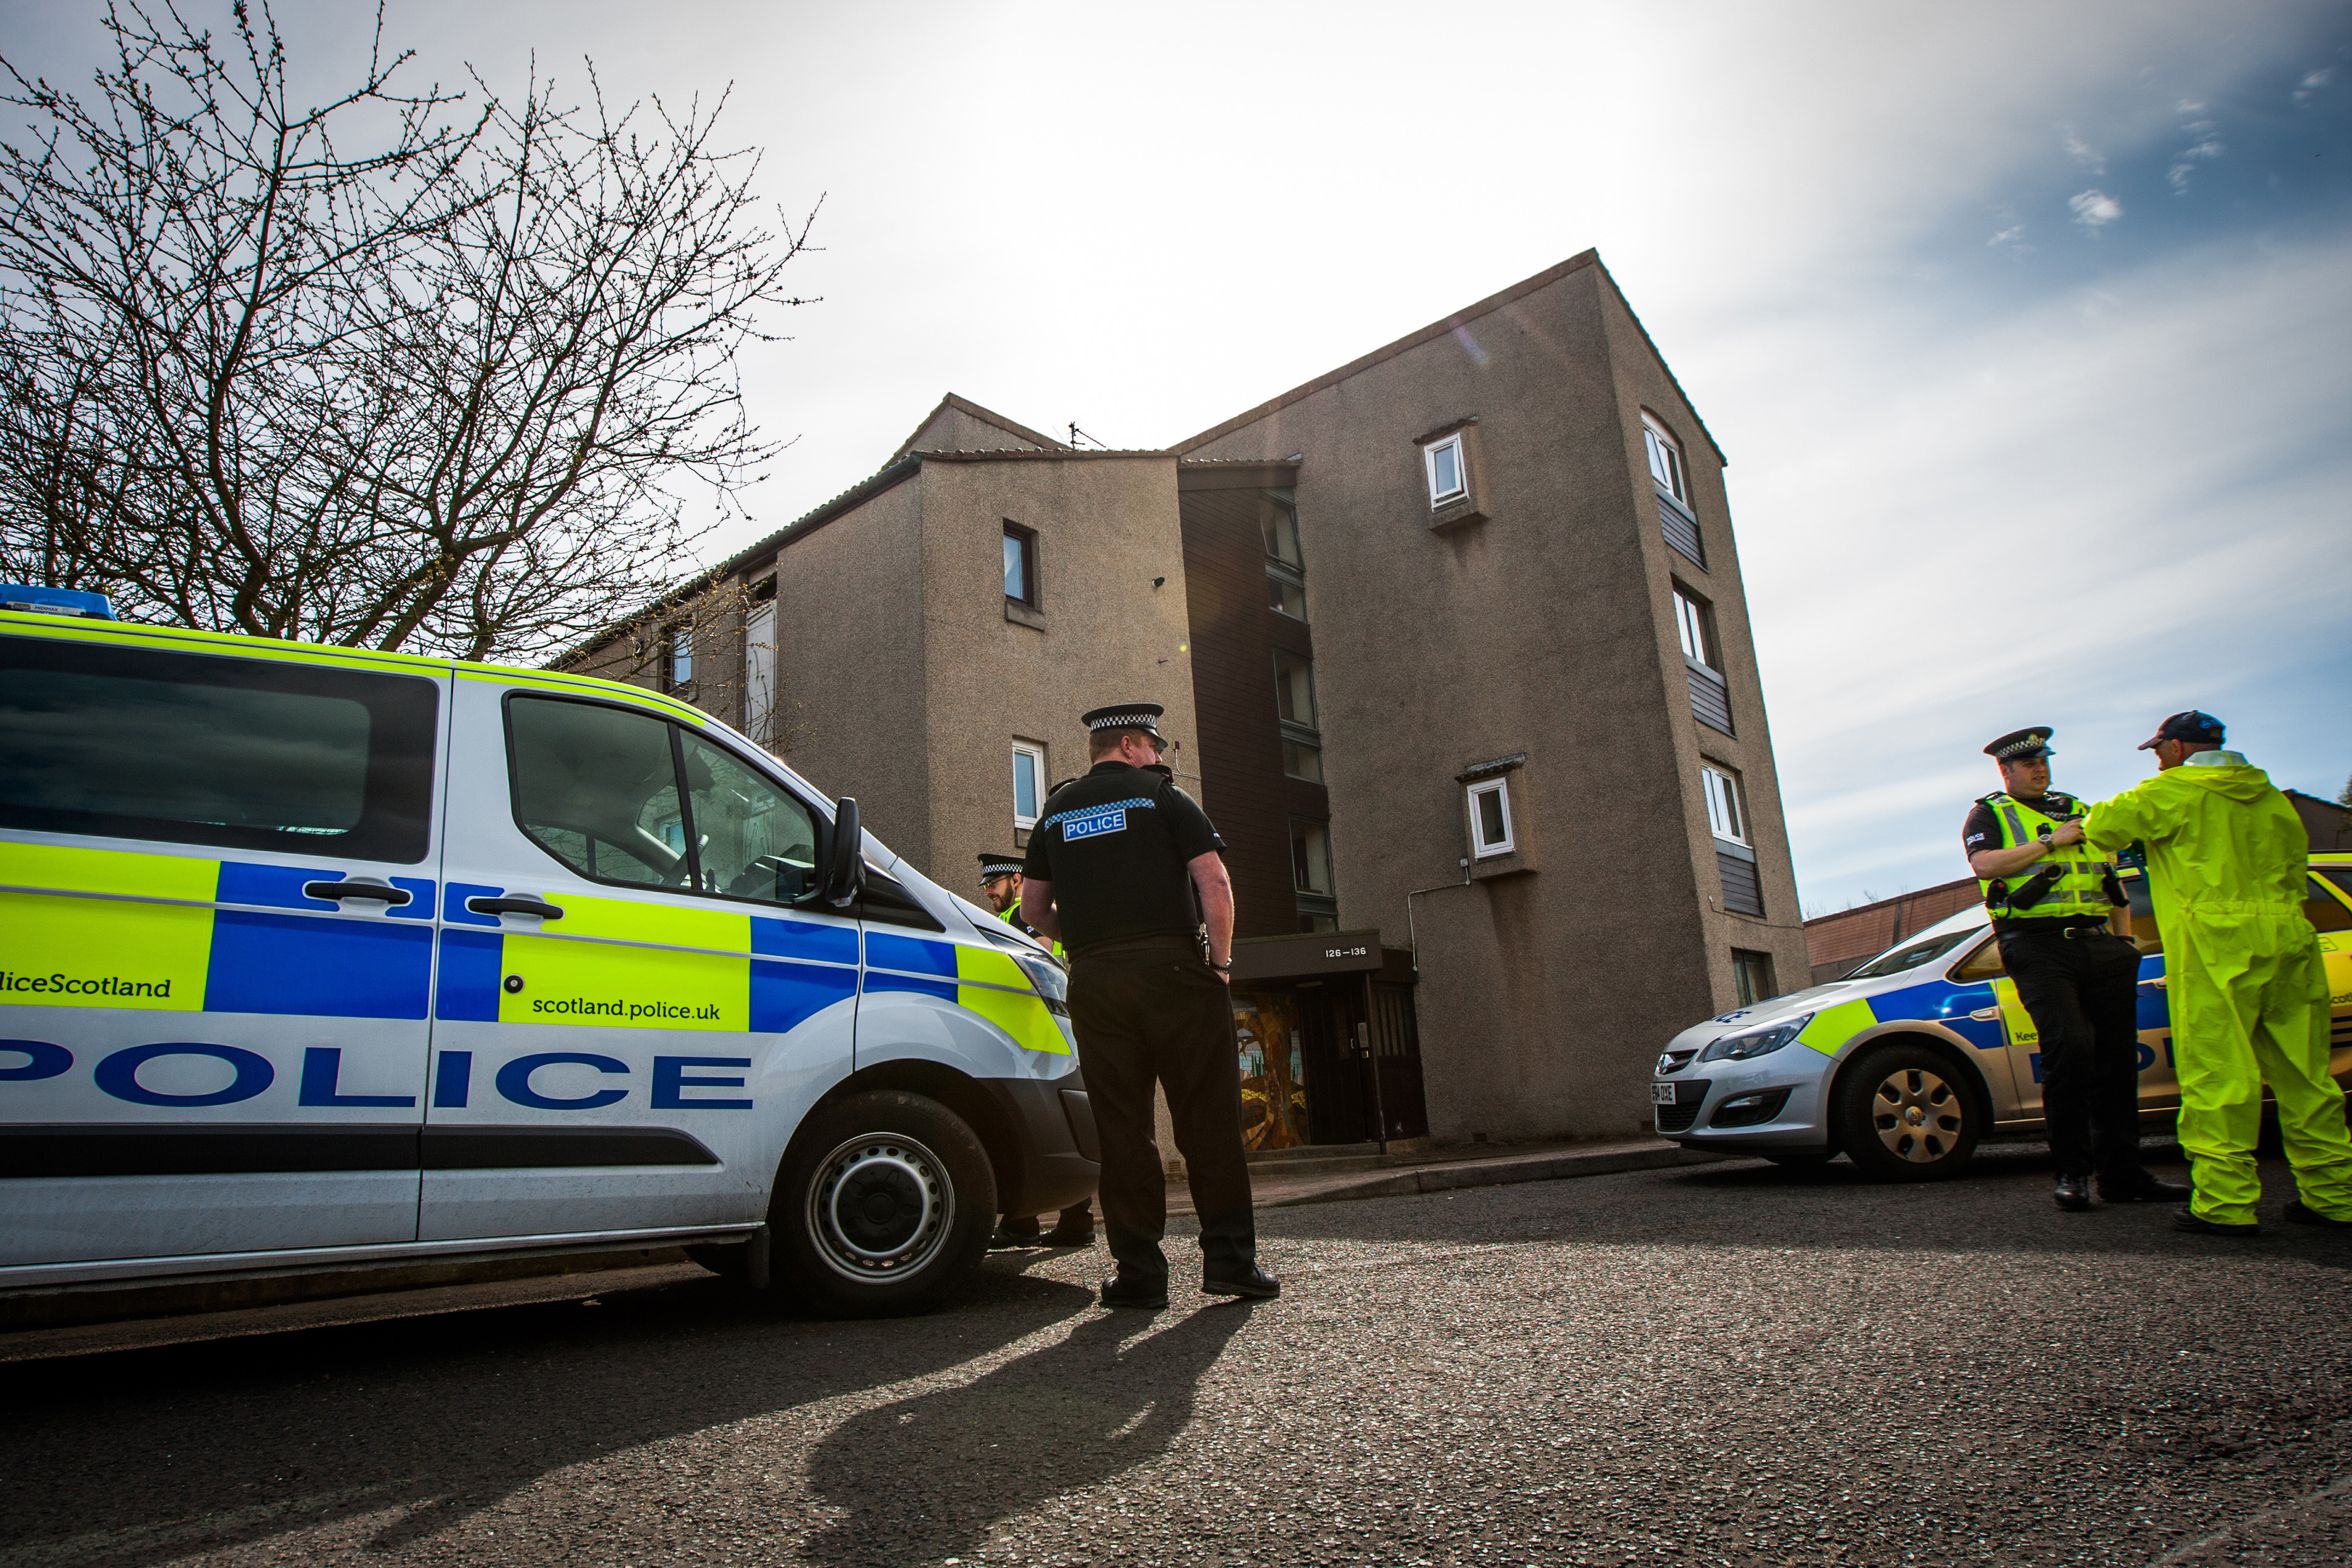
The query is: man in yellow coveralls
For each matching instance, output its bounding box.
[2085,711,2352,1236]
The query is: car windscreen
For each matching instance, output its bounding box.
[1843,926,1981,981]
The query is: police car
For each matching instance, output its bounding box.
[1651,856,2352,1177]
[0,600,1095,1314]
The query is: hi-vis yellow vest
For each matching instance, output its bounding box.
[1977,792,2116,920]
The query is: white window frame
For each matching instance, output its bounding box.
[664,624,693,692]
[1701,763,1747,846]
[1012,741,1046,830]
[1423,433,1468,509]
[1643,414,1688,505]
[1468,777,1516,858]
[1673,587,1717,674]
[743,601,776,748]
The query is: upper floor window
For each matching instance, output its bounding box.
[1003,523,1039,607]
[1643,414,1688,505]
[1263,492,1307,621]
[1468,777,1516,857]
[1701,764,1747,845]
[1673,588,1718,673]
[1424,433,1468,508]
[662,624,693,693]
[1274,649,1323,783]
[1012,740,1046,830]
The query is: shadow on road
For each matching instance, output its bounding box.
[801,1302,1255,1567]
[0,1264,1101,1567]
[1261,1143,2352,1273]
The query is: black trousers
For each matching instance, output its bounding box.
[1999,926,2146,1181]
[1066,942,1256,1281]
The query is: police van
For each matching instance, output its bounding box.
[0,605,1096,1314]
[1651,856,2352,1177]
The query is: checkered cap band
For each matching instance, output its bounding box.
[1086,709,1160,731]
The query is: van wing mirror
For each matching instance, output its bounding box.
[822,796,865,909]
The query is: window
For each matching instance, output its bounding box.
[1267,574,1308,619]
[662,624,693,693]
[1674,589,1716,672]
[1261,493,1303,566]
[1291,817,1338,931]
[0,632,438,862]
[1468,777,1515,857]
[507,695,819,905]
[1003,523,1038,606]
[1012,742,1046,830]
[1701,764,1747,844]
[1643,414,1688,505]
[2307,876,2352,934]
[1731,949,1776,1006]
[743,595,776,748]
[1274,649,1323,782]
[1424,434,1467,507]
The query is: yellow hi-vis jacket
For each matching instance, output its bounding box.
[1976,791,2117,920]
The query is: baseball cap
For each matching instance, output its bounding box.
[2136,710,2225,751]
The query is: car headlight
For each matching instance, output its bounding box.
[1013,952,1069,1015]
[1696,1013,1813,1064]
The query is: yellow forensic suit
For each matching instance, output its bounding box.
[2085,755,2352,1226]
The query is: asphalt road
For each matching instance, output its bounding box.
[7,1146,2352,1568]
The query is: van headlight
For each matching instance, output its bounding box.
[1697,1013,1813,1064]
[1013,952,1069,1016]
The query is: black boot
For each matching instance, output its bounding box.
[1045,1201,1096,1246]
[1198,1206,1280,1298]
[1099,1270,1168,1310]
[2053,1172,2092,1212]
[989,1214,1042,1249]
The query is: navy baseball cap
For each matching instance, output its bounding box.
[2137,710,2224,751]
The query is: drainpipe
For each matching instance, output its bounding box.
[1405,857,1471,974]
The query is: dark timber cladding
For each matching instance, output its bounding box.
[1177,461,1320,939]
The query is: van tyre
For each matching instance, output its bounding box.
[1835,1042,1980,1182]
[772,1090,997,1317]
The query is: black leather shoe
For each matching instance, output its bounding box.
[1099,1273,1168,1310]
[2099,1173,2192,1204]
[1201,1264,1281,1299]
[2053,1173,2092,1212]
[990,1218,1042,1249]
[1045,1224,1096,1246]
[2284,1200,2352,1228]
[2172,1209,2260,1237]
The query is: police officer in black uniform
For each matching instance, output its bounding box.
[1964,727,2188,1212]
[1020,703,1278,1308]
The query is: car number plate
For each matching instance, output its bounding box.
[1650,1082,1678,1105]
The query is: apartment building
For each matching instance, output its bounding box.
[565,250,1808,1147]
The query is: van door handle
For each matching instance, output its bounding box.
[304,881,414,906]
[465,896,565,921]
[2140,977,2167,989]
[1969,1007,2001,1023]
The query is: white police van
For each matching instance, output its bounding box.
[0,603,1097,1315]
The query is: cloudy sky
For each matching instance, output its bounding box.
[10,1,2345,915]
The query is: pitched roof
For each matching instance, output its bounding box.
[1172,250,1726,465]
[886,393,1071,465]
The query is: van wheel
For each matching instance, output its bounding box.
[772,1090,997,1317]
[1834,1042,1980,1181]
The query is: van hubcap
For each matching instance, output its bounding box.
[1871,1068,1963,1163]
[810,1135,952,1282]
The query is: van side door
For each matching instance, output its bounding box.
[423,679,861,1244]
[0,626,443,1272]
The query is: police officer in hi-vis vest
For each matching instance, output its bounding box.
[1020,703,1278,1309]
[976,851,1093,1249]
[1965,727,2190,1212]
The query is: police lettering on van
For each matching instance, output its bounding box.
[0,603,1097,1315]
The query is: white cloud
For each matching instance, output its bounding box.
[2063,126,2106,171]
[1988,224,2028,246]
[2069,188,2125,226]
[2294,67,2335,105]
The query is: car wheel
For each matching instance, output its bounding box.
[1834,1042,1980,1181]
[772,1090,997,1317]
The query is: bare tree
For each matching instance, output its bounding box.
[0,1,814,662]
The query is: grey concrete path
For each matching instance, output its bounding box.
[7,1143,2352,1567]
[1165,1135,1728,1215]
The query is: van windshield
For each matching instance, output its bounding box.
[1843,927,1980,981]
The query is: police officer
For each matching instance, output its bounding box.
[1019,703,1278,1308]
[976,852,1094,1249]
[1965,727,2187,1212]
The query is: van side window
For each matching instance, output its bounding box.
[0,633,436,862]
[681,730,817,903]
[1951,936,2005,981]
[508,698,693,888]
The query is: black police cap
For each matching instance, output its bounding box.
[1082,703,1163,737]
[977,852,1023,885]
[1984,727,2056,761]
